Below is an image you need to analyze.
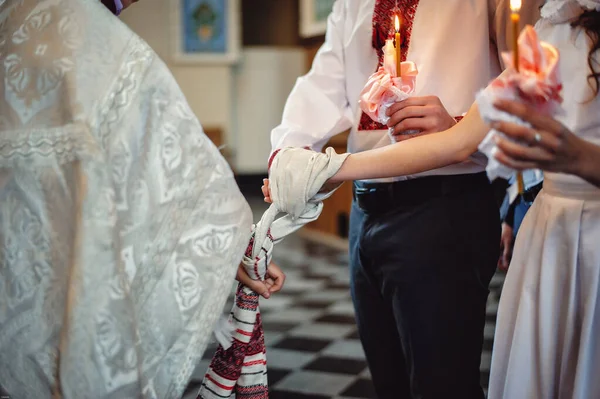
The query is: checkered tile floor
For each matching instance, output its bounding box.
[183,230,506,399]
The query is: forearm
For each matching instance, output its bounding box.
[330,102,488,182]
[575,140,600,188]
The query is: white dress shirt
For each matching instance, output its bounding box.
[271,0,541,182]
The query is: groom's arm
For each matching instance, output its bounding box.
[269,0,353,165]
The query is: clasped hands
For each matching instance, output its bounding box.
[236,261,285,299]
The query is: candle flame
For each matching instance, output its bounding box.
[510,0,522,12]
[395,15,400,32]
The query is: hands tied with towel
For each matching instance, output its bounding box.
[199,147,348,399]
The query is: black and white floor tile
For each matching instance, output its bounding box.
[184,201,505,399]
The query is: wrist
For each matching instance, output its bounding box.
[328,153,353,184]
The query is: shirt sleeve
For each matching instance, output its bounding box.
[270,0,354,158]
[489,0,544,69]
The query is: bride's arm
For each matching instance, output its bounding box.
[329,102,489,183]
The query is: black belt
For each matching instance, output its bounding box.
[353,172,490,214]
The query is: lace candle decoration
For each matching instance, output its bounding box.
[477,26,563,191]
[359,33,418,143]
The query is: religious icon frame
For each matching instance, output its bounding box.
[299,0,335,38]
[170,0,241,65]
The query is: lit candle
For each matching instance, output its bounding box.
[510,0,525,193]
[395,15,401,77]
[510,0,521,72]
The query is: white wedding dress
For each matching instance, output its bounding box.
[0,0,252,398]
[488,3,600,398]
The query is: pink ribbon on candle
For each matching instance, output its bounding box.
[494,25,562,109]
[477,25,563,182]
[359,62,418,124]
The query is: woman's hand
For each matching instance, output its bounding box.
[490,99,588,175]
[236,262,285,299]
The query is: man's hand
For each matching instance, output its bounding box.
[263,263,285,294]
[498,223,514,271]
[236,261,286,299]
[262,179,272,203]
[386,96,457,139]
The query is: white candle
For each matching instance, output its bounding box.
[383,39,396,75]
[395,15,401,77]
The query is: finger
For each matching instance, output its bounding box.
[492,121,561,153]
[266,270,285,293]
[385,96,440,116]
[386,101,405,117]
[495,136,554,163]
[491,121,534,144]
[395,96,439,109]
[264,278,275,289]
[387,106,436,127]
[262,179,273,203]
[493,99,564,135]
[393,118,435,135]
[262,187,272,203]
[236,266,271,298]
[268,277,285,293]
[266,264,286,293]
[493,149,539,171]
